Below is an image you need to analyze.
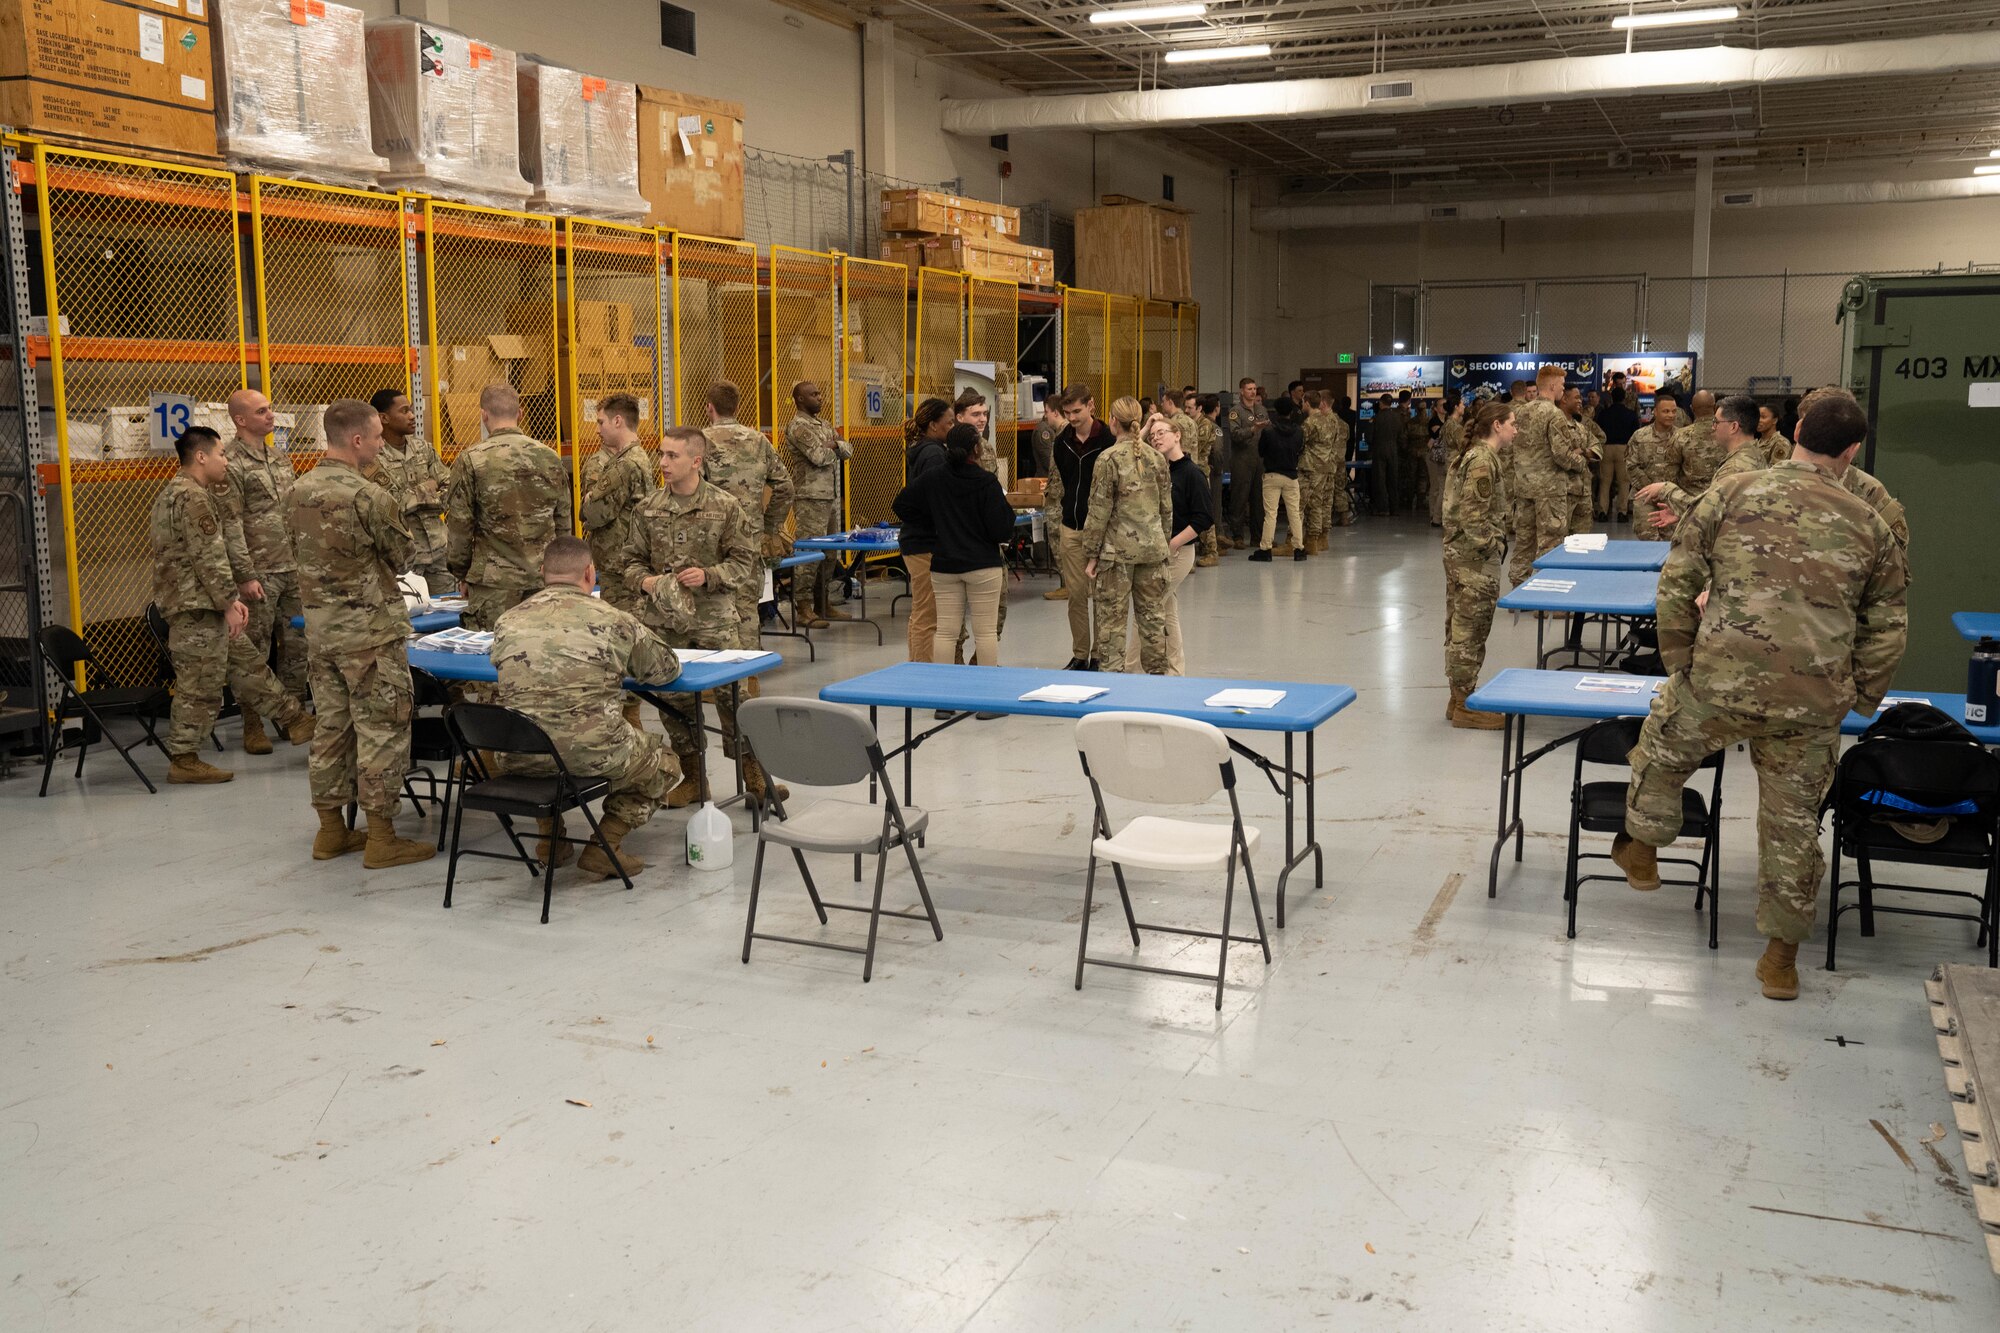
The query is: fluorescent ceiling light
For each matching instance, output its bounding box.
[1315,127,1399,140]
[1991,149,2000,158]
[1659,106,1751,121]
[1392,342,1407,350]
[1088,3,1207,23]
[1612,6,1740,30]
[1351,147,1425,160]
[1163,43,1271,63]
[1975,165,2000,175]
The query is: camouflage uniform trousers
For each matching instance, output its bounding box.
[1624,672,1839,944]
[511,728,675,829]
[243,569,308,699]
[461,583,535,633]
[164,609,300,757]
[1300,467,1344,539]
[1507,492,1571,586]
[792,498,839,614]
[1441,553,1500,696]
[307,641,415,815]
[1092,560,1172,674]
[1568,490,1594,538]
[1202,454,1224,557]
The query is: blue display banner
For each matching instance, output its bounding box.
[1444,353,1599,402]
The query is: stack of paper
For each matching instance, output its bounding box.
[677,649,769,664]
[417,627,493,654]
[1563,533,1609,552]
[1521,578,1577,594]
[1019,684,1108,704]
[1205,688,1286,709]
[1573,676,1653,695]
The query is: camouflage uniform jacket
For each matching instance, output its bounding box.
[1192,415,1220,470]
[1626,422,1683,492]
[372,436,451,568]
[1300,413,1343,474]
[1440,417,1468,458]
[1225,401,1269,452]
[1167,409,1200,466]
[151,475,241,617]
[1442,442,1508,566]
[1672,418,1723,495]
[781,412,848,503]
[221,434,298,574]
[1401,408,1432,451]
[1082,436,1172,566]
[492,585,681,765]
[1032,418,1062,476]
[581,443,655,602]
[703,417,794,542]
[1659,442,1764,514]
[1659,459,1908,724]
[1510,398,1588,499]
[288,458,415,656]
[618,480,757,649]
[1759,433,1790,468]
[445,428,572,590]
[1842,464,1910,552]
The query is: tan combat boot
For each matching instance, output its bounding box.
[362,809,437,869]
[794,600,829,630]
[1448,691,1502,730]
[743,755,789,804]
[168,754,233,784]
[664,744,705,808]
[1271,541,1295,559]
[1610,833,1661,891]
[818,593,855,620]
[1755,938,1800,1000]
[280,704,316,746]
[312,807,367,859]
[577,816,644,880]
[1195,552,1218,568]
[1043,585,1069,601]
[535,816,573,868]
[240,707,272,755]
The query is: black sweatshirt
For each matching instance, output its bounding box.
[1052,418,1114,530]
[1167,454,1214,543]
[897,435,949,554]
[892,459,1017,574]
[1257,420,1305,479]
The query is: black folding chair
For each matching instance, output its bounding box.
[143,603,226,754]
[442,703,629,924]
[1825,739,1999,971]
[401,667,459,848]
[38,624,170,797]
[1563,717,1725,948]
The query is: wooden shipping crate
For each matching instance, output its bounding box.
[0,0,219,162]
[881,188,1021,240]
[878,233,1053,287]
[1076,200,1192,302]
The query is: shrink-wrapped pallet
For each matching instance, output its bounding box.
[213,0,389,185]
[363,17,532,208]
[517,60,648,221]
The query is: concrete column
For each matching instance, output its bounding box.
[863,19,897,181]
[1687,153,1714,358]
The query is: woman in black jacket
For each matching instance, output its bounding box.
[897,398,953,661]
[893,423,1016,667]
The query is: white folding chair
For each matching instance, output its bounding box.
[1074,711,1270,1009]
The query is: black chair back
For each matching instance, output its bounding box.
[39,625,93,678]
[448,702,563,760]
[1577,716,1723,771]
[411,667,452,710]
[1836,739,2000,817]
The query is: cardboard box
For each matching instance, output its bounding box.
[516,333,556,394]
[518,58,648,220]
[439,391,484,448]
[1076,200,1193,301]
[636,88,743,238]
[213,0,387,185]
[573,301,633,344]
[0,0,218,161]
[881,190,1020,239]
[365,16,531,208]
[504,303,557,339]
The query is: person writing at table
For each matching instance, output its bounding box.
[1082,396,1174,675]
[1145,411,1213,676]
[893,423,1016,676]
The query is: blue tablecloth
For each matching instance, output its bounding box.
[1532,541,1669,573]
[1953,612,2000,643]
[408,646,780,692]
[820,663,1356,734]
[294,608,461,634]
[1497,569,1659,617]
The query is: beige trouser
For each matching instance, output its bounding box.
[1596,444,1630,516]
[1056,525,1095,659]
[1260,474,1302,550]
[1161,543,1197,675]
[905,552,936,662]
[932,566,1004,667]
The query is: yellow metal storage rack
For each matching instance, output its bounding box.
[421,202,560,461]
[839,256,909,529]
[672,234,761,431]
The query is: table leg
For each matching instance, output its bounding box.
[1488,711,1519,898]
[1308,730,1322,886]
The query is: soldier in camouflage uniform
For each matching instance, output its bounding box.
[1616,395,1907,1001]
[1194,395,1224,564]
[781,381,852,629]
[289,400,436,869]
[580,392,654,616]
[1756,404,1789,469]
[1031,399,1070,598]
[1792,386,1911,552]
[1223,379,1269,549]
[445,384,572,632]
[1563,386,1604,536]
[1299,391,1347,552]
[1400,394,1433,516]
[1624,396,1683,542]
[493,536,681,881]
[1441,402,1515,729]
[1506,365,1590,585]
[1636,394,1764,538]
[1671,391,1723,499]
[1083,398,1174,674]
[150,427,315,784]
[220,389,308,749]
[701,380,795,658]
[369,388,451,588]
[622,425,782,804]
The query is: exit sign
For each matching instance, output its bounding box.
[1336,353,1355,365]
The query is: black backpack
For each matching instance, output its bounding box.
[1840,702,1984,843]
[1858,700,1978,746]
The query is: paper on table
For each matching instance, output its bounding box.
[702,649,770,663]
[1205,688,1286,709]
[1019,684,1108,703]
[1521,579,1576,592]
[1574,675,1653,695]
[416,627,492,654]
[1563,533,1608,551]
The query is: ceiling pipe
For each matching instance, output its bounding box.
[1251,176,2000,231]
[938,31,2000,135]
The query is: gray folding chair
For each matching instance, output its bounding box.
[1074,711,1271,1010]
[736,697,942,982]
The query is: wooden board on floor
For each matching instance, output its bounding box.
[1927,964,2000,1273]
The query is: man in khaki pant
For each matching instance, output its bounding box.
[1043,385,1113,669]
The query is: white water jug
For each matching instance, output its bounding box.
[686,800,732,871]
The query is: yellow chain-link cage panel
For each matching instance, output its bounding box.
[422,202,559,463]
[36,146,247,688]
[1105,292,1140,409]
[673,234,761,431]
[966,277,1019,424]
[1173,302,1199,393]
[1139,298,1174,404]
[768,246,839,447]
[839,256,909,529]
[1062,287,1108,410]
[250,179,409,467]
[563,218,666,501]
[912,267,964,408]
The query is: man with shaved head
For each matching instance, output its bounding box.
[221,387,308,752]
[1672,390,1723,498]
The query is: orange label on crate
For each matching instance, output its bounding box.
[289,0,325,22]
[469,43,493,68]
[581,77,608,102]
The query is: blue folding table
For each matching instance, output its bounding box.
[1466,667,2000,898]
[761,551,832,660]
[1532,541,1669,573]
[820,662,1359,926]
[793,532,902,639]
[1955,612,2000,642]
[1498,568,1660,670]
[294,607,461,634]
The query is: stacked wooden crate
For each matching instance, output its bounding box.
[1076,195,1193,301]
[878,190,1053,286]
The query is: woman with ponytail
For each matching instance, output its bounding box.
[893,423,1015,670]
[898,398,953,661]
[1081,396,1174,674]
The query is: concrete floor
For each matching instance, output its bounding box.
[4,516,1996,1331]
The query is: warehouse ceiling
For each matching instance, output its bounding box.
[816,1,2000,198]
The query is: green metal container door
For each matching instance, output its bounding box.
[1842,274,2000,696]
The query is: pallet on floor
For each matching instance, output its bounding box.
[1927,963,2000,1274]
